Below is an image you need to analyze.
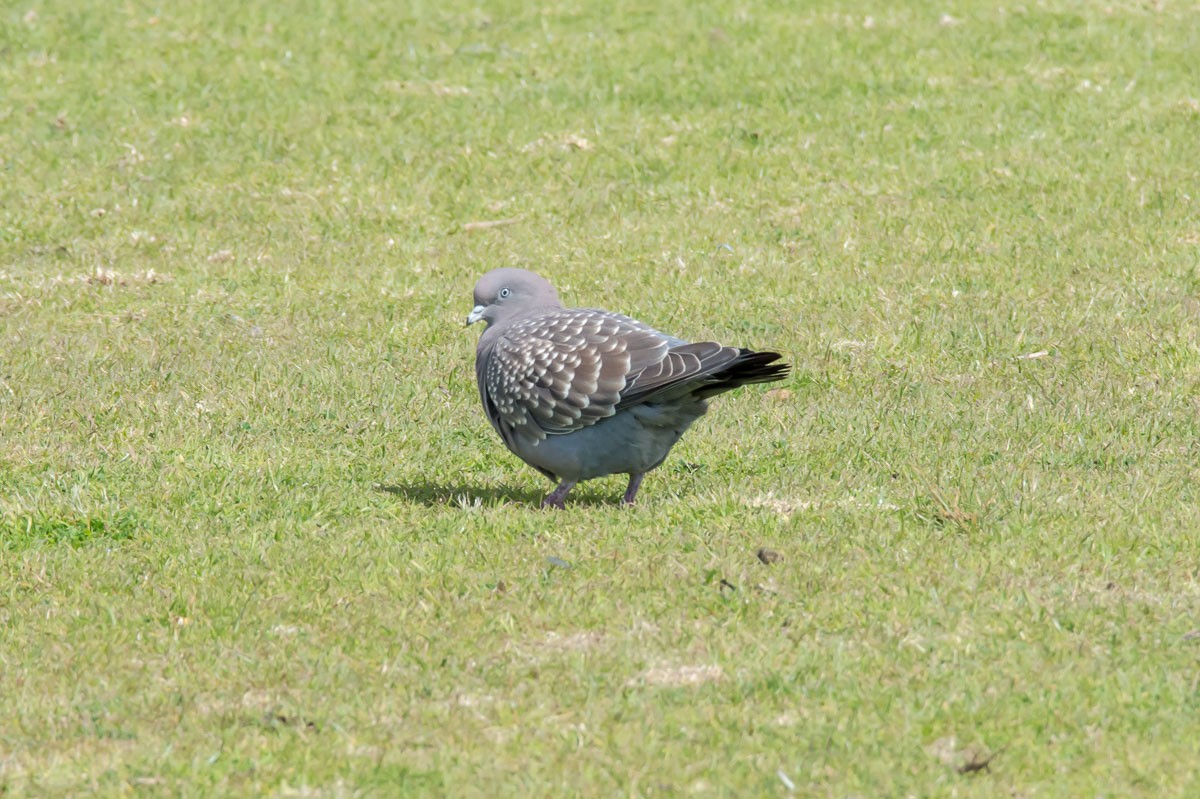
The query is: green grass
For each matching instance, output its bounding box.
[3,0,1200,794]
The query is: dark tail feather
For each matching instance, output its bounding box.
[695,349,790,399]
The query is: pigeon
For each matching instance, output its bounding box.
[466,268,789,508]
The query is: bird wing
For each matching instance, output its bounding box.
[482,308,671,442]
[616,341,750,407]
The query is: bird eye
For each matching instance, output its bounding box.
[499,287,511,299]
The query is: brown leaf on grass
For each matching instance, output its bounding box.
[765,388,793,402]
[756,547,782,565]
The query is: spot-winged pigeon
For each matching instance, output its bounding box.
[466,268,789,508]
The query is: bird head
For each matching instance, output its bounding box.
[466,268,561,328]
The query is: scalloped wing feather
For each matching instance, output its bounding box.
[483,309,671,441]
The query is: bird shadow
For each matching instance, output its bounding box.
[374,481,615,509]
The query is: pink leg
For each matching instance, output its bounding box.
[542,480,577,509]
[622,473,646,506]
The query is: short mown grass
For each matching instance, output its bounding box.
[3,0,1200,795]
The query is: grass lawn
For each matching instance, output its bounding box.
[3,0,1200,795]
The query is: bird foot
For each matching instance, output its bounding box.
[542,480,576,509]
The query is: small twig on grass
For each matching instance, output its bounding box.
[460,217,522,232]
[957,747,1003,774]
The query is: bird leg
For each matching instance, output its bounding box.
[622,473,646,506]
[542,480,577,509]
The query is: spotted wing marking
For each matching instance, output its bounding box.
[485,309,669,441]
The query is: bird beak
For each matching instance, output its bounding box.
[465,305,486,326]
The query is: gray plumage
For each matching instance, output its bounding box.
[466,268,789,507]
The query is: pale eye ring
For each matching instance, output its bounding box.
[499,287,511,299]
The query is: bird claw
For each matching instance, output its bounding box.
[541,480,575,509]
